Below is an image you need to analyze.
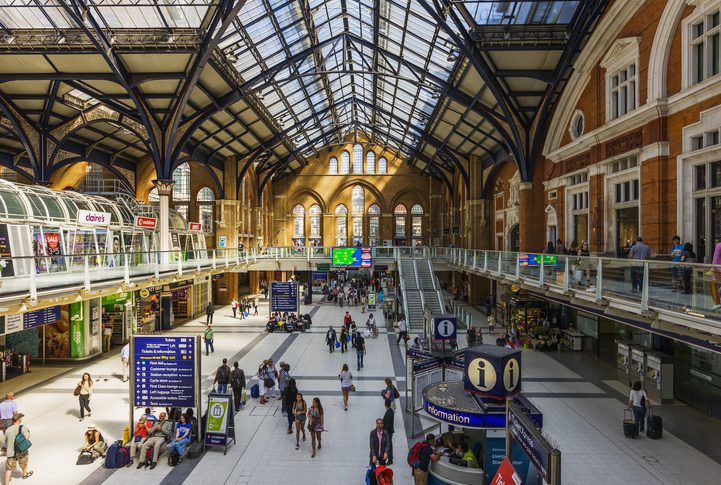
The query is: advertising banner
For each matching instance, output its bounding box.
[133,336,197,407]
[485,434,538,485]
[489,457,523,485]
[0,224,13,278]
[271,282,298,312]
[4,314,22,334]
[69,302,84,358]
[367,292,376,310]
[188,222,202,232]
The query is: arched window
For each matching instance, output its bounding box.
[368,204,381,246]
[292,204,305,242]
[378,157,387,174]
[411,204,423,241]
[148,187,159,203]
[309,204,322,244]
[197,187,215,233]
[335,204,348,246]
[329,157,338,174]
[351,185,364,244]
[353,144,363,173]
[394,204,407,241]
[172,162,190,221]
[366,151,375,174]
[340,151,350,174]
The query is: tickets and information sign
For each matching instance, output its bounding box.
[133,336,197,407]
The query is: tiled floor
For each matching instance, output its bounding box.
[6,295,721,485]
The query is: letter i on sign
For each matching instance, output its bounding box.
[478,360,485,388]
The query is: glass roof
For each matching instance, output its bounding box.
[464,1,579,25]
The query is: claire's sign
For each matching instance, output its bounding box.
[77,209,111,226]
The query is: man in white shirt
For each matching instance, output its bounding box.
[0,393,17,453]
[121,344,130,382]
[396,317,408,346]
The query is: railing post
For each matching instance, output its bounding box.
[472,251,477,269]
[497,252,502,276]
[483,251,488,271]
[235,249,240,266]
[641,261,650,311]
[177,250,183,276]
[84,255,91,292]
[539,256,545,286]
[196,251,202,272]
[307,246,311,262]
[212,250,217,270]
[563,256,569,293]
[154,252,160,279]
[515,253,520,279]
[595,258,603,302]
[124,254,130,285]
[29,259,37,301]
[225,248,230,268]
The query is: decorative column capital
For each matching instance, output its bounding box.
[152,179,175,196]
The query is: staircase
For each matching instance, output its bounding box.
[398,258,424,330]
[415,258,444,316]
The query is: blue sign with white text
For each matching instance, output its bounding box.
[133,336,197,407]
[433,315,457,341]
[508,405,550,481]
[271,282,298,312]
[23,306,61,330]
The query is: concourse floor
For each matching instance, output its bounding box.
[5,297,721,485]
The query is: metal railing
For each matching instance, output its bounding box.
[432,247,721,328]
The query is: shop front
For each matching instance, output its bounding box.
[101,292,134,346]
[136,286,162,334]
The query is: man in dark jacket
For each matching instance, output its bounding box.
[206,302,214,324]
[382,400,395,464]
[283,378,298,434]
[369,418,390,465]
[213,358,232,394]
[230,362,246,412]
[325,326,337,353]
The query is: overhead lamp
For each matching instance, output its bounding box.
[226,53,238,63]
[447,49,459,62]
[431,91,441,99]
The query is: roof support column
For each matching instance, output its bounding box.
[154,179,175,264]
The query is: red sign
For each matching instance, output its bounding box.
[490,458,522,485]
[189,222,202,232]
[134,216,158,229]
[45,232,60,255]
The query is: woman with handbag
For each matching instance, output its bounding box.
[339,364,354,411]
[264,359,278,403]
[307,398,324,458]
[292,393,307,450]
[76,373,93,421]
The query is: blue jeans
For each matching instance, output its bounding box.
[631,266,643,291]
[632,405,646,431]
[356,351,364,370]
[217,383,228,394]
[205,339,214,355]
[170,437,189,458]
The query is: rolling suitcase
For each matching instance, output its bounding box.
[623,409,639,438]
[646,407,662,439]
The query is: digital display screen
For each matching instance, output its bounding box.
[332,247,372,268]
[518,253,558,267]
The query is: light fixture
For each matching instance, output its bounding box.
[447,49,459,62]
[57,34,67,44]
[226,52,238,63]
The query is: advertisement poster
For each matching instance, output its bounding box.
[205,395,230,444]
[70,302,85,358]
[0,224,14,277]
[485,435,538,485]
[44,307,70,358]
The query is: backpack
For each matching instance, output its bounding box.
[231,369,244,389]
[117,445,130,467]
[14,425,31,453]
[217,366,229,384]
[640,392,646,408]
[393,386,400,400]
[251,383,259,399]
[407,442,429,468]
[104,441,121,469]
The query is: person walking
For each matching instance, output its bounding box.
[325,326,337,354]
[339,364,353,411]
[253,299,258,316]
[487,312,496,335]
[681,242,696,294]
[230,362,246,412]
[483,294,493,316]
[628,237,652,293]
[205,301,214,324]
[396,315,408,345]
[292,393,307,450]
[203,324,214,356]
[410,434,440,485]
[3,413,32,483]
[278,363,290,405]
[307,398,324,458]
[213,358,231,394]
[120,343,130,382]
[369,417,390,466]
[626,381,649,433]
[382,400,395,464]
[283,379,298,434]
[339,326,348,353]
[231,298,238,319]
[356,332,366,371]
[77,372,93,422]
[381,377,399,411]
[343,311,352,332]
[466,326,476,347]
[0,393,17,454]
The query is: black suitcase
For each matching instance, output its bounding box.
[623,410,639,438]
[647,408,662,439]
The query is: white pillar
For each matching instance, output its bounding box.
[154,179,175,265]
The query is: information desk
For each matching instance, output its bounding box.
[429,456,483,485]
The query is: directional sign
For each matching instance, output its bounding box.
[413,357,442,374]
[433,315,457,341]
[407,347,433,360]
[508,402,552,482]
[133,336,197,407]
[271,282,298,312]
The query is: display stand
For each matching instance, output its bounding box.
[203,392,236,455]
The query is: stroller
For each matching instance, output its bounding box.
[365,464,393,485]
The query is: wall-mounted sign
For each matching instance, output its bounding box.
[77,209,111,226]
[133,335,197,407]
[134,216,158,229]
[189,222,202,232]
[443,228,450,236]
[218,236,227,248]
[4,314,22,334]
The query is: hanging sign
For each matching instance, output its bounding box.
[134,216,158,229]
[433,315,457,341]
[189,222,202,232]
[77,209,111,226]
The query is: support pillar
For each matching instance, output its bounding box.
[153,179,175,264]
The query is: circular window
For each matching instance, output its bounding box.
[570,110,584,140]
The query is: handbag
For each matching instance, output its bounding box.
[73,384,82,397]
[349,384,356,392]
[263,377,275,388]
[76,451,94,465]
